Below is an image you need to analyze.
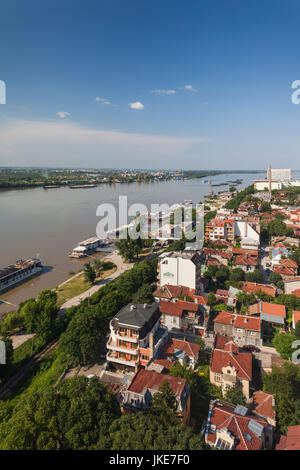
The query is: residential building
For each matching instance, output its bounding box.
[159,299,207,335]
[158,251,203,292]
[276,425,300,450]
[292,310,300,329]
[121,368,191,426]
[205,218,235,243]
[149,337,201,371]
[213,311,262,347]
[210,339,252,401]
[252,391,276,427]
[241,282,277,298]
[235,253,258,273]
[249,302,286,328]
[107,302,168,370]
[204,400,273,450]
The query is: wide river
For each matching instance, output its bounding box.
[0,172,265,313]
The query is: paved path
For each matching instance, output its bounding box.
[59,252,133,311]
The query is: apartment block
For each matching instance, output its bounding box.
[158,251,203,292]
[107,302,168,370]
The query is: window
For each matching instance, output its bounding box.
[214,373,221,382]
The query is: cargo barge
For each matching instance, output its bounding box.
[0,258,43,293]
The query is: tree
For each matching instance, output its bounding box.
[224,384,246,406]
[245,269,262,283]
[132,284,154,304]
[107,413,205,450]
[230,268,245,283]
[84,263,96,283]
[295,321,300,339]
[269,271,283,288]
[207,292,217,307]
[151,380,179,426]
[93,259,104,278]
[20,290,58,341]
[273,332,296,360]
[59,309,107,364]
[116,231,143,262]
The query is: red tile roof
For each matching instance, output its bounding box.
[276,425,300,450]
[160,337,201,360]
[207,401,267,450]
[292,310,300,328]
[232,248,258,257]
[261,302,286,318]
[292,289,300,298]
[210,349,252,381]
[252,391,275,422]
[159,299,198,317]
[214,335,234,350]
[127,368,187,398]
[236,254,257,266]
[214,311,261,331]
[241,282,276,298]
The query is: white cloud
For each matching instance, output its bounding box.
[184,84,197,92]
[129,102,144,110]
[56,111,70,118]
[0,119,207,167]
[152,89,176,95]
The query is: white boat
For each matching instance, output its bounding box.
[0,258,43,293]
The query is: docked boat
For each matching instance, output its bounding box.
[0,258,43,293]
[69,237,104,258]
[69,184,97,189]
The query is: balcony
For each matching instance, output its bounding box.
[107,338,139,355]
[106,351,138,367]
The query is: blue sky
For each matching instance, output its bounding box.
[0,0,300,169]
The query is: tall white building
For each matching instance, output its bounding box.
[158,251,202,292]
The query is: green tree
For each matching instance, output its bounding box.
[84,263,96,283]
[230,268,245,283]
[93,259,104,278]
[151,380,179,426]
[245,269,262,283]
[224,384,246,406]
[132,284,154,304]
[273,332,296,360]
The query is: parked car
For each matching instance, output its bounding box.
[242,345,260,353]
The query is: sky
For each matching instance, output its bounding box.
[0,0,300,170]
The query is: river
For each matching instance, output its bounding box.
[0,172,265,313]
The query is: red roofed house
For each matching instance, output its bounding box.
[150,336,201,371]
[241,282,277,298]
[159,299,207,335]
[204,400,273,450]
[213,311,262,347]
[210,340,252,401]
[276,425,300,450]
[235,254,258,273]
[121,368,191,426]
[292,310,300,329]
[249,301,286,328]
[252,391,276,427]
[272,258,298,279]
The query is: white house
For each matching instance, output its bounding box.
[158,251,203,292]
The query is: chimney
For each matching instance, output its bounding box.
[149,333,154,358]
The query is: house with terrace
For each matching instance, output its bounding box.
[106,302,168,371]
[159,299,208,336]
[121,368,191,426]
[148,337,201,372]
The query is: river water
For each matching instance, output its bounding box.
[0,172,265,313]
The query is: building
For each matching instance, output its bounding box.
[150,337,201,371]
[158,251,203,292]
[205,217,260,248]
[204,400,273,450]
[252,391,276,428]
[205,218,235,243]
[210,339,252,401]
[235,254,258,273]
[159,299,206,335]
[213,311,262,347]
[241,282,277,298]
[107,302,168,370]
[249,302,286,328]
[276,425,300,450]
[292,310,300,329]
[121,368,191,426]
